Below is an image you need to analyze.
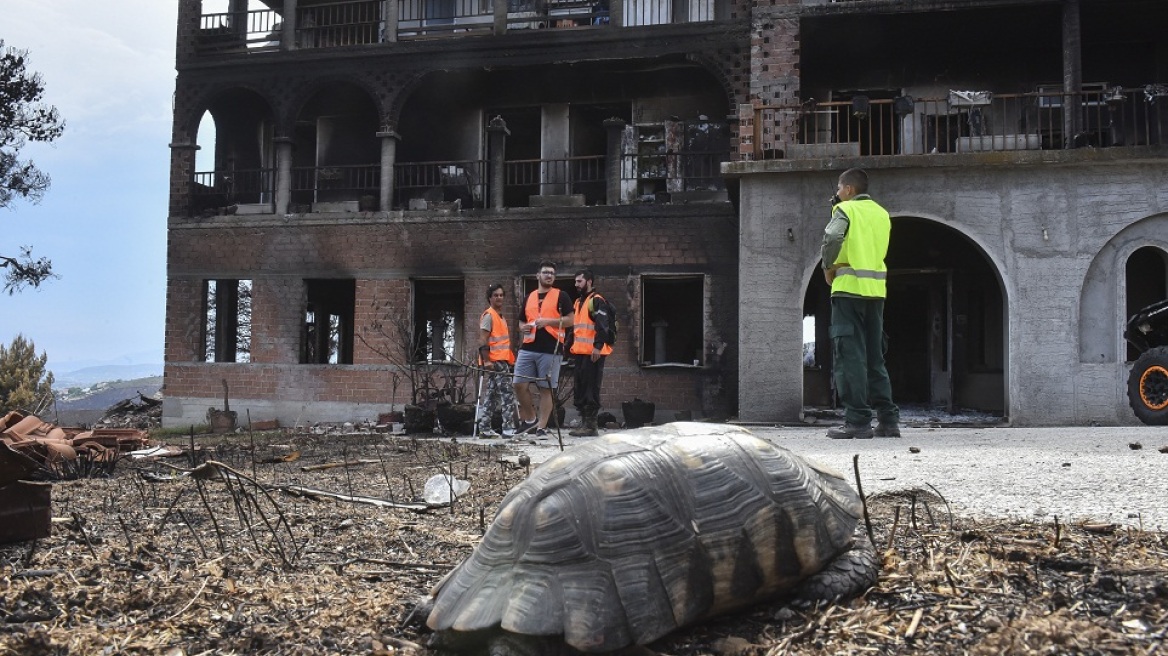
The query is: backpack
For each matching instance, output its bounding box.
[590,293,618,350]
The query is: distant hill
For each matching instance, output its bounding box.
[51,363,163,389]
[49,375,163,427]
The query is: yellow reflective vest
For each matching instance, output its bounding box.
[831,198,890,298]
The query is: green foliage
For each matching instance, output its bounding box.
[1,39,65,294]
[0,333,54,414]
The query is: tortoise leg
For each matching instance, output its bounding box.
[790,537,879,606]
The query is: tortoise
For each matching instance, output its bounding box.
[421,423,878,654]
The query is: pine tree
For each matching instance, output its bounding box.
[0,334,54,414]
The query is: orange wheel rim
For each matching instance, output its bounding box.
[1139,365,1168,410]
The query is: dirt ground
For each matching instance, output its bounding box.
[2,430,1166,655]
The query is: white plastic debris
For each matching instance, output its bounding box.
[423,474,471,505]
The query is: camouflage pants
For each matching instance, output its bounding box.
[477,362,517,432]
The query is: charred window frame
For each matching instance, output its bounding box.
[413,279,465,363]
[640,275,705,367]
[203,279,252,363]
[302,279,355,364]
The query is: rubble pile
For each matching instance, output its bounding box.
[95,393,163,430]
[0,410,151,481]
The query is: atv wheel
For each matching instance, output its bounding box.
[1128,346,1168,425]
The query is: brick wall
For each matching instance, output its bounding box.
[164,208,739,425]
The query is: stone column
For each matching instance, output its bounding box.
[1062,0,1083,147]
[487,116,509,211]
[493,0,507,35]
[377,130,400,212]
[169,142,200,218]
[274,136,294,214]
[384,0,399,42]
[610,0,623,27]
[603,117,626,206]
[228,0,249,40]
[176,0,203,66]
[281,0,298,50]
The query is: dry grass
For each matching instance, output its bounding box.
[2,431,1166,655]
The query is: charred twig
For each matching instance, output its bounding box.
[155,487,188,536]
[179,510,209,559]
[71,512,100,560]
[299,459,381,472]
[852,454,876,547]
[194,477,227,552]
[279,485,430,511]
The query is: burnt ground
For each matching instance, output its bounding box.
[2,431,1166,655]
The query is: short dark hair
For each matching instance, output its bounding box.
[575,269,594,284]
[486,283,504,301]
[839,168,868,194]
[538,260,557,273]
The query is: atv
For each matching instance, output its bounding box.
[1124,299,1168,424]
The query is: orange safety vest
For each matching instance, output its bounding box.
[481,307,515,365]
[570,293,613,356]
[522,287,566,344]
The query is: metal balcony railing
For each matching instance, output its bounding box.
[192,168,275,211]
[751,87,1168,160]
[505,155,606,198]
[193,0,720,52]
[197,9,282,52]
[299,0,386,47]
[291,164,381,204]
[393,160,487,208]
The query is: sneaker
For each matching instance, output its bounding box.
[515,420,538,435]
[477,428,501,439]
[501,428,517,437]
[532,428,548,438]
[873,422,901,438]
[826,422,874,439]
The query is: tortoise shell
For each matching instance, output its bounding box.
[426,423,864,652]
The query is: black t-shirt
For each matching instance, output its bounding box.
[517,288,573,354]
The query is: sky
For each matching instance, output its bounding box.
[2,1,178,372]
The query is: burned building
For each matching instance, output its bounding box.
[165,0,1167,428]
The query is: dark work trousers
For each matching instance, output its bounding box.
[572,354,606,414]
[830,295,899,426]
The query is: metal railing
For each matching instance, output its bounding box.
[624,0,713,26]
[197,9,282,52]
[393,160,487,208]
[505,155,606,196]
[298,0,386,47]
[291,164,381,204]
[752,87,1168,160]
[194,0,721,52]
[398,0,493,38]
[192,169,275,211]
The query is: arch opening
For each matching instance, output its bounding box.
[1125,246,1168,362]
[804,217,1007,417]
[193,88,276,214]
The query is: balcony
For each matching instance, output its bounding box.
[748,86,1168,161]
[194,0,720,54]
[190,150,726,214]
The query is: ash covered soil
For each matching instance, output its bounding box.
[2,431,1166,655]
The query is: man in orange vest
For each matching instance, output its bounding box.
[568,269,613,437]
[475,283,517,438]
[512,261,573,437]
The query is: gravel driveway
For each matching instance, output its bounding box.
[515,424,1168,531]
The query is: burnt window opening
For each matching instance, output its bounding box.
[302,279,355,364]
[414,280,465,363]
[203,279,252,363]
[1126,247,1168,363]
[641,276,704,366]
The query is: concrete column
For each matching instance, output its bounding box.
[377,130,400,212]
[493,0,507,35]
[281,0,298,50]
[169,142,200,218]
[603,117,626,206]
[274,137,294,214]
[610,0,623,27]
[228,0,249,40]
[384,0,399,42]
[487,116,509,211]
[1062,0,1082,147]
[672,0,688,24]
